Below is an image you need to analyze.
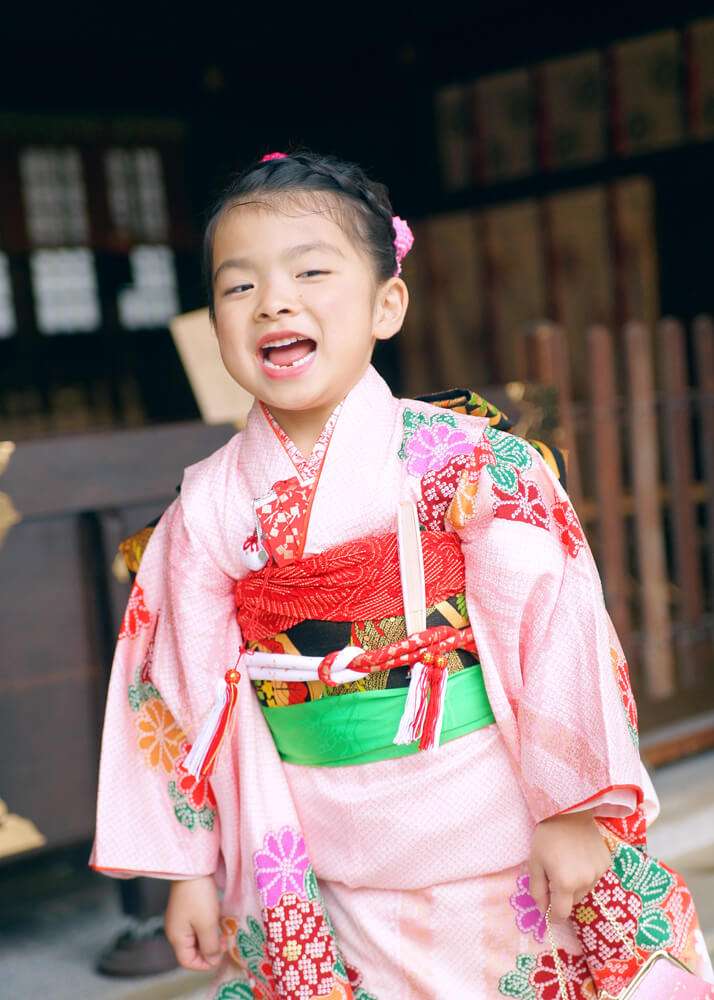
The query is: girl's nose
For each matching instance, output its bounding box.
[254,281,298,322]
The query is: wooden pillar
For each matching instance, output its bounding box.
[657,318,707,687]
[524,320,582,509]
[625,321,675,699]
[587,325,633,670]
[693,315,714,614]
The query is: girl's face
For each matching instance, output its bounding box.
[211,200,406,422]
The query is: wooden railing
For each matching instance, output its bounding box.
[521,316,714,730]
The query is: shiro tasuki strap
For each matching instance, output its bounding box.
[393,501,449,750]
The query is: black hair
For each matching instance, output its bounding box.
[203,150,398,320]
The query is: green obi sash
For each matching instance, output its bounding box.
[259,664,495,767]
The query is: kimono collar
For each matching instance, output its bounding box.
[240,366,399,567]
[243,364,394,485]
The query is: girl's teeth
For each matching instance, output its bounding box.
[263,347,315,370]
[263,336,299,349]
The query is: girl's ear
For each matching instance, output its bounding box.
[373,276,409,342]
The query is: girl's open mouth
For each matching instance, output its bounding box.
[258,335,317,378]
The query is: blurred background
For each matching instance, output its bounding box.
[1,2,713,996]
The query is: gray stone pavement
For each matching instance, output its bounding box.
[1,751,712,999]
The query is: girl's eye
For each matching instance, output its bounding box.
[298,270,329,278]
[224,283,253,295]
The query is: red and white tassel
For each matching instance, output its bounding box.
[183,666,241,778]
[393,657,448,750]
[418,660,448,750]
[393,659,430,745]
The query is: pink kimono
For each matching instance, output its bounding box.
[91,365,713,998]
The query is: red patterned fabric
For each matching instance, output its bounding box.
[254,476,312,566]
[235,530,465,642]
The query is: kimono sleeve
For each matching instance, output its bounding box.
[452,430,655,827]
[90,496,242,879]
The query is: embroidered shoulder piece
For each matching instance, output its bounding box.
[416,387,568,489]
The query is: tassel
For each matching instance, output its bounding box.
[393,659,431,745]
[183,666,241,778]
[418,659,448,751]
[392,654,449,750]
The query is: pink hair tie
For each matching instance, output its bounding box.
[260,152,288,162]
[392,215,414,275]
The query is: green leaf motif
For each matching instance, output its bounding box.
[628,721,640,749]
[613,845,673,906]
[304,865,319,901]
[636,908,673,951]
[498,953,536,998]
[356,991,378,1000]
[238,915,266,974]
[214,981,253,1000]
[488,463,518,494]
[172,795,196,830]
[485,427,533,471]
[127,668,161,711]
[333,954,347,979]
[199,806,215,832]
[127,685,143,712]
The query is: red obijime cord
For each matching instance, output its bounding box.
[184,623,475,775]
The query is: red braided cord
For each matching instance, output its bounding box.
[318,625,476,684]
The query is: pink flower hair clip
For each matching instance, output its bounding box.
[260,151,288,162]
[392,215,414,275]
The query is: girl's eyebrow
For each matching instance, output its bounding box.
[213,241,345,283]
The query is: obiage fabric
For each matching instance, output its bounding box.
[91,365,713,998]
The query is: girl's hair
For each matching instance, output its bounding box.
[203,150,398,319]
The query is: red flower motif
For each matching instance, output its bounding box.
[175,743,217,811]
[661,876,696,955]
[492,472,549,529]
[532,949,592,999]
[473,436,498,470]
[599,805,647,848]
[345,963,363,987]
[417,452,472,531]
[263,892,336,999]
[573,868,642,971]
[592,956,641,997]
[552,499,585,557]
[119,582,152,639]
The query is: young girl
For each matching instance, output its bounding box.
[92,151,713,999]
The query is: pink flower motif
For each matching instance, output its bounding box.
[510,873,546,943]
[406,421,474,475]
[254,827,309,908]
[261,151,288,162]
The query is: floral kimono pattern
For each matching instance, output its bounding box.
[92,366,713,998]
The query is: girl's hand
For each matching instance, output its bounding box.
[528,809,612,922]
[165,875,222,971]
